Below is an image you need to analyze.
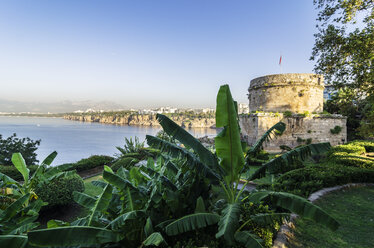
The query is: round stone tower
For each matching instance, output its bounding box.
[248,73,324,113]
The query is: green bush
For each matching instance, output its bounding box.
[0,133,40,165]
[328,152,374,169]
[34,173,84,207]
[328,144,366,155]
[349,140,374,152]
[0,164,38,181]
[274,164,374,197]
[111,157,139,171]
[74,155,114,172]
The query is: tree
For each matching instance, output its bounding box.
[0,133,40,165]
[311,0,374,138]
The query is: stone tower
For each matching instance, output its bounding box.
[239,73,347,150]
[248,73,324,113]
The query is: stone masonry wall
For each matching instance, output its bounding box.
[239,113,347,151]
[248,73,324,113]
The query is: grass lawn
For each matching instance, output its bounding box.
[288,186,374,248]
[83,174,103,196]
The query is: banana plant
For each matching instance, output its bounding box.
[145,84,339,247]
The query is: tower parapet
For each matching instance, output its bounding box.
[248,73,324,113]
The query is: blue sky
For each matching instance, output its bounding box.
[0,0,319,109]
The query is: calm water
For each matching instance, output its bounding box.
[0,117,217,165]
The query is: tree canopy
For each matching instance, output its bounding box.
[311,0,374,138]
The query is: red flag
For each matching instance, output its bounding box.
[279,55,282,65]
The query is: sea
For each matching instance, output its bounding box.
[0,116,217,165]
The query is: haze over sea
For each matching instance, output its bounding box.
[0,116,216,165]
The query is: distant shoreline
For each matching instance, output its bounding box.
[0,112,216,129]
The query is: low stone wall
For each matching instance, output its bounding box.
[239,113,347,151]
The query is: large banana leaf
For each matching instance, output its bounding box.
[102,166,136,191]
[107,210,145,230]
[215,85,244,186]
[234,231,263,248]
[249,191,339,230]
[27,226,124,247]
[156,114,221,172]
[87,183,113,226]
[73,192,97,209]
[40,151,57,167]
[0,193,30,221]
[11,153,29,184]
[165,213,220,236]
[0,235,28,248]
[250,213,290,226]
[146,135,221,181]
[249,142,331,180]
[215,203,241,244]
[247,122,286,157]
[143,232,167,247]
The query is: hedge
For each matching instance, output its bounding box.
[111,157,139,171]
[274,163,374,197]
[0,164,38,181]
[34,173,84,207]
[73,155,114,172]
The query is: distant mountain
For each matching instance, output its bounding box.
[0,99,125,113]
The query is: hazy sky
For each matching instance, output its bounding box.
[0,0,319,109]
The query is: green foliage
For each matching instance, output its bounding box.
[275,164,374,197]
[0,133,40,165]
[246,122,285,161]
[283,111,293,117]
[215,85,245,188]
[249,143,332,181]
[326,141,374,169]
[111,157,139,171]
[349,140,374,152]
[116,137,145,154]
[312,1,374,139]
[0,165,38,181]
[74,155,114,172]
[240,200,281,248]
[330,125,342,134]
[34,174,84,207]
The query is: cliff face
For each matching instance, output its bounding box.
[63,114,216,128]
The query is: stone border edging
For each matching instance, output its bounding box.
[272,183,374,248]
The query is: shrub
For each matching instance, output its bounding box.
[349,140,374,152]
[283,111,293,117]
[34,173,84,207]
[330,125,342,134]
[0,133,40,165]
[111,157,139,171]
[274,164,374,197]
[328,152,374,169]
[74,155,114,172]
[0,164,38,181]
[328,143,366,155]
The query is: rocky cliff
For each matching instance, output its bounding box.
[63,114,216,128]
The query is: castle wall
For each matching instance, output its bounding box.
[248,73,324,113]
[239,113,347,151]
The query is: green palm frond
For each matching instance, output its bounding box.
[250,213,290,226]
[215,203,241,244]
[249,142,331,180]
[156,114,220,171]
[165,213,220,236]
[234,231,263,248]
[146,135,221,181]
[246,122,286,158]
[248,191,339,231]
